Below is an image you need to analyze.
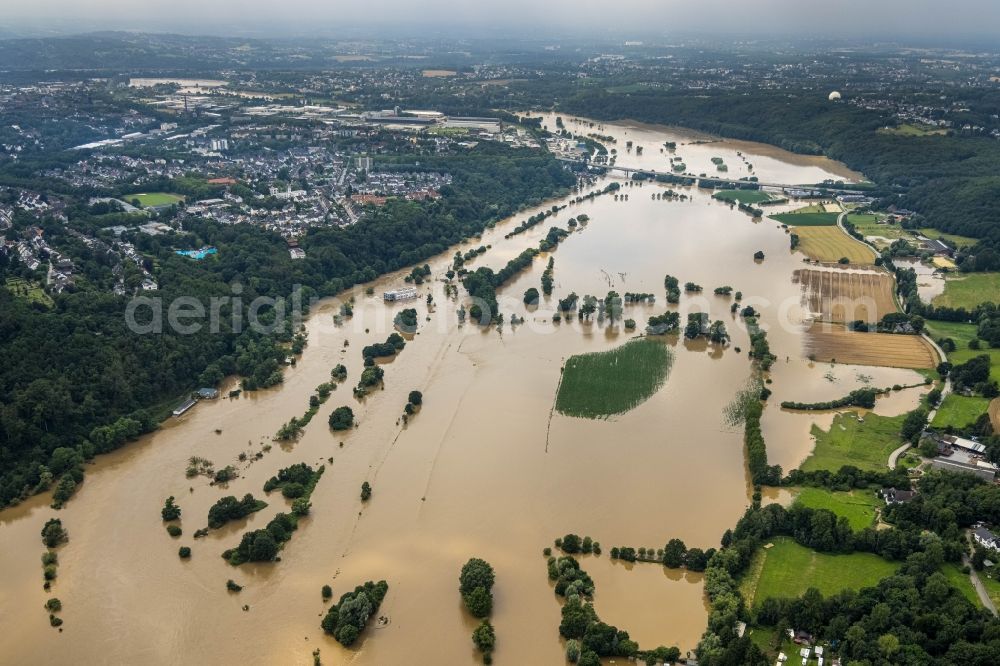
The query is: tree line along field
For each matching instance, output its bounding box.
[555,337,674,419]
[802,411,909,473]
[738,537,899,608]
[931,272,1000,310]
[791,226,877,264]
[794,268,897,323]
[924,321,1000,383]
[804,324,938,369]
[791,487,879,531]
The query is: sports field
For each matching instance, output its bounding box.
[125,192,185,207]
[792,226,876,264]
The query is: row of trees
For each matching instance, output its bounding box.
[460,558,496,663]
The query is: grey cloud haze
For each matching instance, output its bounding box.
[3,0,1000,40]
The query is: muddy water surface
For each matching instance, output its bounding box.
[0,118,894,665]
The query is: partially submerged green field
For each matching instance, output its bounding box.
[555,337,673,419]
[791,487,879,530]
[932,273,1000,310]
[740,537,899,607]
[713,189,771,205]
[802,411,905,472]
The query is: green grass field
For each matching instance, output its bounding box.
[770,211,841,227]
[713,189,772,205]
[919,228,978,249]
[555,338,673,419]
[124,192,185,207]
[943,563,981,607]
[802,411,905,473]
[847,214,911,244]
[932,394,991,428]
[877,123,949,137]
[980,569,1000,609]
[791,487,879,530]
[932,273,1000,310]
[740,537,899,607]
[924,321,1000,384]
[4,277,53,307]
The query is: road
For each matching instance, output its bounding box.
[964,531,998,615]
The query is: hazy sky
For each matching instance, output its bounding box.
[3,1,1000,41]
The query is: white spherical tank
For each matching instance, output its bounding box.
[828,91,842,101]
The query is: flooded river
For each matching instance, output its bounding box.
[0,116,924,664]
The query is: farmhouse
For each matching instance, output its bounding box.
[974,526,1000,551]
[879,487,918,504]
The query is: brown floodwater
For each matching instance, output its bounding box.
[0,117,898,665]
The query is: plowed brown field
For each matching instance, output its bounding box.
[804,324,938,369]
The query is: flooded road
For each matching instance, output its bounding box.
[0,117,919,664]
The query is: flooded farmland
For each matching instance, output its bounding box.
[0,116,931,665]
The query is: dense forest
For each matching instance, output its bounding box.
[0,143,574,509]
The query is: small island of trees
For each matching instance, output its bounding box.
[207,494,268,529]
[460,558,497,663]
[329,406,355,431]
[321,580,389,647]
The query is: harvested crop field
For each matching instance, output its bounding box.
[804,324,938,369]
[989,398,1000,432]
[793,268,897,323]
[793,226,876,264]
